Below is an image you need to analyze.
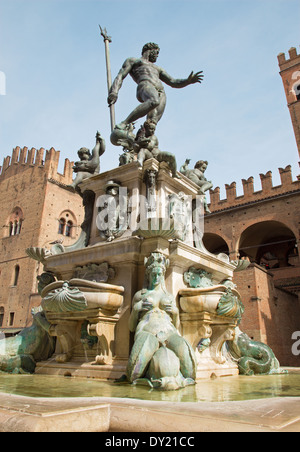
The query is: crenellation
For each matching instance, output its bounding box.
[63,158,73,180]
[0,146,74,185]
[241,176,254,197]
[2,156,11,173]
[35,148,45,166]
[44,147,60,176]
[225,181,237,201]
[11,146,20,164]
[278,46,300,68]
[45,147,59,163]
[288,47,298,60]
[279,165,293,185]
[259,170,273,192]
[26,147,35,165]
[277,52,286,65]
[209,186,220,205]
[19,146,28,164]
[209,166,300,212]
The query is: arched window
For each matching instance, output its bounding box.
[58,211,77,238]
[7,207,24,237]
[13,265,20,286]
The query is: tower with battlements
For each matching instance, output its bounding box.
[0,147,84,333]
[278,46,300,156]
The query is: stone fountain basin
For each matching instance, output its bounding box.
[179,285,240,313]
[41,278,124,312]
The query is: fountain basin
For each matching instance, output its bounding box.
[179,285,240,313]
[41,279,124,313]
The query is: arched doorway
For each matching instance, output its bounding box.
[238,221,297,269]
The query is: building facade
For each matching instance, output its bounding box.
[0,146,84,334]
[204,46,300,366]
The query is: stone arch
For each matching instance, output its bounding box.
[237,220,298,268]
[202,232,230,255]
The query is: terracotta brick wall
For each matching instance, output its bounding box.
[0,147,84,329]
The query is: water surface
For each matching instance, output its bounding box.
[0,372,300,402]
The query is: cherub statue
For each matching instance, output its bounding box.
[68,131,105,193]
[127,252,197,390]
[180,159,213,213]
[134,119,179,178]
[181,160,213,194]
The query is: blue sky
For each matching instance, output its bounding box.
[0,0,299,198]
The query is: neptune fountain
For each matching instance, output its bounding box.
[0,41,285,390]
[0,34,298,433]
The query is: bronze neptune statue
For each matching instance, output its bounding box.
[108,42,203,150]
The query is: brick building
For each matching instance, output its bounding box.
[204,47,300,366]
[0,147,84,334]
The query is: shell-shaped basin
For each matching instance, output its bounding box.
[41,278,124,313]
[179,285,240,314]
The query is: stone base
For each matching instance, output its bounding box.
[35,358,127,380]
[35,358,238,381]
[196,362,239,379]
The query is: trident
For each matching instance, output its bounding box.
[99,25,116,132]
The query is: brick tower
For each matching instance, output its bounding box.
[278,46,300,157]
[0,147,84,333]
